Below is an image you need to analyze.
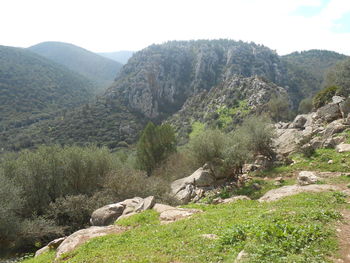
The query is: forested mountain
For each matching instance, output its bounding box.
[29,42,122,91]
[99,50,134,64]
[0,45,94,132]
[282,50,347,100]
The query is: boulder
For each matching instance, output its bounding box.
[91,196,155,226]
[56,225,127,259]
[259,184,340,202]
[90,203,125,226]
[339,98,350,118]
[332,96,345,104]
[290,115,307,129]
[234,250,249,263]
[159,208,201,224]
[298,171,319,185]
[336,143,350,153]
[171,166,215,203]
[315,103,341,123]
[274,128,301,156]
[34,237,67,257]
[220,195,250,204]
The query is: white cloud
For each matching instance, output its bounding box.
[0,0,349,55]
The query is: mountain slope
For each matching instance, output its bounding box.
[282,50,347,99]
[0,45,94,130]
[29,42,122,91]
[99,50,134,64]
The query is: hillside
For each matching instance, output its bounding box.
[282,50,347,100]
[99,50,134,64]
[0,45,94,132]
[29,42,122,91]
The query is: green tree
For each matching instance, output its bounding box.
[136,122,176,176]
[267,95,291,122]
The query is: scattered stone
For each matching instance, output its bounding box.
[56,225,128,259]
[328,160,334,164]
[252,183,262,190]
[336,143,350,153]
[259,184,340,202]
[234,250,249,263]
[219,195,250,204]
[298,171,319,185]
[275,177,284,183]
[201,234,218,239]
[274,181,282,186]
[159,208,201,224]
[35,237,67,257]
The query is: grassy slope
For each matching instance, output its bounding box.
[24,148,350,263]
[26,191,348,263]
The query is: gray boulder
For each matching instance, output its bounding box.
[56,225,127,259]
[315,103,341,123]
[290,115,307,129]
[339,98,350,118]
[298,171,319,185]
[90,203,125,226]
[336,143,350,153]
[171,166,215,203]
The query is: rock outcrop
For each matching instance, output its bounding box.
[90,196,155,226]
[153,203,201,224]
[171,166,215,203]
[56,225,127,259]
[274,96,350,157]
[259,184,340,202]
[297,171,319,185]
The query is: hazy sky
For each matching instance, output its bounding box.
[1,0,350,55]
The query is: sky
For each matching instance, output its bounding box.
[1,0,350,55]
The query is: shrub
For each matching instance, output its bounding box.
[312,85,339,109]
[267,95,291,122]
[136,122,177,176]
[188,129,227,167]
[298,97,313,114]
[233,115,275,159]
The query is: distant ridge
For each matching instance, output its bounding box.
[29,42,122,91]
[99,50,134,64]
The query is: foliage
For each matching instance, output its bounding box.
[188,121,205,140]
[234,115,275,158]
[267,95,292,121]
[216,100,251,129]
[312,85,339,109]
[298,97,313,114]
[136,122,177,176]
[324,58,350,96]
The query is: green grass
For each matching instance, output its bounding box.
[260,148,350,177]
[25,192,348,263]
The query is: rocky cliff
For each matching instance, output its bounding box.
[105,40,287,119]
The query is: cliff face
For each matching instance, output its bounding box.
[105,40,287,119]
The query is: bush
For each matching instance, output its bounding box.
[298,97,313,114]
[234,115,275,159]
[46,194,104,233]
[188,129,227,167]
[136,122,177,176]
[312,86,339,109]
[267,95,291,122]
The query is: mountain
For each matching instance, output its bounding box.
[29,42,122,91]
[282,50,347,100]
[0,45,94,132]
[105,40,288,120]
[99,50,134,64]
[2,40,346,152]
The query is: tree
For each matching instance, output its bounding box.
[136,122,176,176]
[267,95,291,122]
